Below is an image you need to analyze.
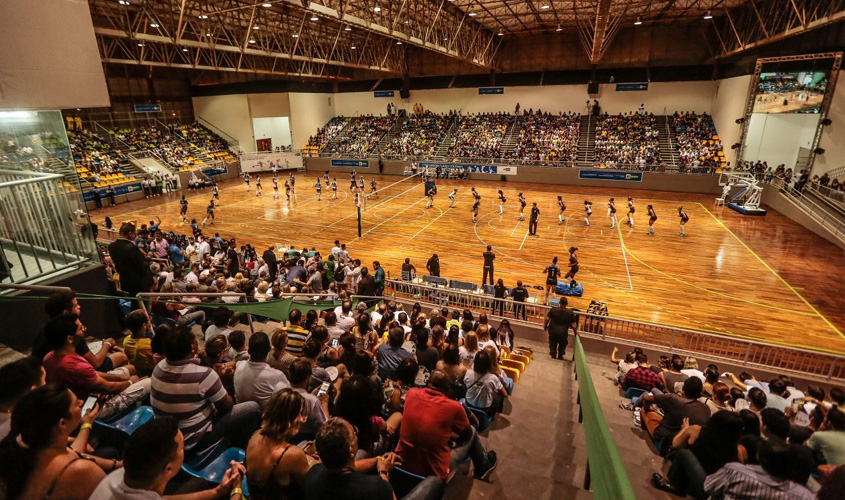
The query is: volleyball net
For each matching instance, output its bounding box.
[360,171,424,213]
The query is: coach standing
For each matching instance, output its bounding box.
[482,245,495,286]
[545,297,577,360]
[529,203,540,236]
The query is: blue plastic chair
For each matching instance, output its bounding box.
[182,447,245,483]
[389,466,426,498]
[95,406,154,436]
[506,378,514,395]
[460,399,492,433]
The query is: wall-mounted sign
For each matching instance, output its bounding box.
[478,87,504,95]
[419,162,517,176]
[615,83,649,92]
[331,159,369,167]
[374,90,395,98]
[134,104,162,113]
[82,183,142,201]
[579,170,643,182]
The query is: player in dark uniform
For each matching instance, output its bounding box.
[315,180,322,200]
[584,200,593,226]
[626,197,635,228]
[471,187,480,207]
[497,190,507,214]
[518,193,527,221]
[448,188,458,208]
[202,199,215,226]
[179,195,188,222]
[678,206,689,237]
[284,180,291,200]
[529,202,540,236]
[647,204,657,235]
[190,219,200,237]
[472,198,480,223]
[557,196,566,224]
[425,185,436,209]
[255,175,262,197]
[289,173,295,194]
[350,171,357,192]
[563,246,579,288]
[543,256,561,305]
[331,178,338,200]
[370,178,378,198]
[608,197,617,228]
[324,171,330,186]
[244,173,251,192]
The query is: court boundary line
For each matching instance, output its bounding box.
[615,225,634,290]
[410,203,456,239]
[327,174,422,228]
[698,203,845,341]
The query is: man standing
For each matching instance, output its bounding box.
[262,245,278,281]
[426,254,441,277]
[545,297,577,360]
[373,261,385,296]
[108,223,154,300]
[357,267,377,299]
[482,245,495,286]
[511,281,529,320]
[529,202,540,236]
[401,257,416,281]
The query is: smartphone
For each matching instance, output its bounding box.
[81,395,98,417]
[330,338,339,348]
[317,381,331,397]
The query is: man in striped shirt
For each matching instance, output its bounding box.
[284,308,309,356]
[151,326,261,450]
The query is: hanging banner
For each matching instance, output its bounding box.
[419,162,517,176]
[374,90,395,97]
[82,182,143,201]
[615,83,649,91]
[479,87,504,95]
[579,170,643,182]
[239,152,303,173]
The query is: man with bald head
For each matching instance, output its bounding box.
[395,370,498,483]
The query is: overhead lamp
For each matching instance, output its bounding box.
[396,41,403,45]
[541,4,550,9]
[137,42,144,46]
[182,48,188,52]
[703,11,713,19]
[118,0,130,5]
[374,6,381,12]
[497,32,504,36]
[205,32,212,36]
[262,2,272,7]
[404,20,409,24]
[292,33,299,38]
[351,45,357,49]
[345,26,352,31]
[199,15,208,19]
[555,24,562,32]
[248,39,256,44]
[311,16,319,21]
[150,23,159,28]
[468,12,476,17]
[252,25,259,30]
[634,17,643,25]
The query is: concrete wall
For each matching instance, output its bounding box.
[192,94,254,151]
[253,117,292,148]
[288,92,336,150]
[711,75,753,167]
[303,157,722,194]
[815,70,845,176]
[761,186,845,249]
[743,113,819,168]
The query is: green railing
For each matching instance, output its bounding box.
[574,336,637,500]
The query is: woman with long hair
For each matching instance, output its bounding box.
[563,246,579,289]
[647,204,657,236]
[608,197,617,228]
[678,205,690,237]
[626,197,635,228]
[464,350,508,416]
[459,332,480,367]
[334,376,386,458]
[492,278,508,316]
[584,200,593,226]
[351,311,378,354]
[245,389,310,500]
[0,385,107,500]
[542,256,560,305]
[446,324,461,346]
[266,329,296,376]
[496,319,515,350]
[413,327,438,373]
[484,345,511,393]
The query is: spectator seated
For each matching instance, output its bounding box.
[305,117,351,156]
[447,112,514,159]
[505,110,580,166]
[383,111,451,157]
[594,112,660,168]
[323,115,393,156]
[672,111,725,172]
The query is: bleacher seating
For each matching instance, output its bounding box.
[594,112,660,167]
[383,111,452,157]
[304,117,351,156]
[447,112,514,158]
[322,115,393,156]
[671,112,726,171]
[505,110,580,164]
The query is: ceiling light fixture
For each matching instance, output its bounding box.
[541,4,550,9]
[634,17,642,25]
[468,12,476,16]
[205,32,212,36]
[118,0,130,5]
[292,33,299,38]
[497,32,503,36]
[137,43,144,46]
[556,24,562,32]
[248,39,256,44]
[351,45,357,49]
[396,41,402,45]
[150,23,159,28]
[262,3,272,7]
[703,11,713,19]
[252,25,259,30]
[374,6,381,12]
[199,15,208,19]
[311,16,318,21]
[344,26,352,31]
[182,48,188,52]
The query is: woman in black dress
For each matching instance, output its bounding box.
[498,190,507,214]
[557,196,566,224]
[678,206,689,237]
[626,197,635,228]
[563,246,579,288]
[518,193,527,221]
[608,197,617,228]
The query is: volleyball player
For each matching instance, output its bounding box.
[529,202,540,236]
[471,187,480,206]
[271,163,277,176]
[563,246,579,288]
[179,195,188,222]
[289,173,295,193]
[243,172,250,192]
[647,205,657,235]
[608,197,617,228]
[426,185,436,209]
[358,176,365,192]
[448,188,458,207]
[212,184,220,206]
[353,192,361,209]
[272,177,279,199]
[202,199,215,226]
[472,198,480,223]
[678,206,689,237]
[331,178,338,199]
[315,179,322,200]
[284,180,291,200]
[324,170,330,186]
[190,219,199,237]
[255,175,262,197]
[626,197,635,228]
[557,196,566,224]
[518,192,527,221]
[584,200,593,226]
[543,256,561,305]
[371,177,378,198]
[498,189,507,214]
[350,171,357,192]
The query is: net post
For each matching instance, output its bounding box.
[357,205,362,237]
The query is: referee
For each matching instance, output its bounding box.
[529,202,540,236]
[482,245,495,285]
[545,297,577,360]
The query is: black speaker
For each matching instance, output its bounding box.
[587,82,599,94]
[814,147,825,155]
[400,87,410,99]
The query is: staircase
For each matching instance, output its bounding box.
[577,114,595,167]
[657,115,680,169]
[372,115,406,156]
[500,115,523,157]
[433,115,459,157]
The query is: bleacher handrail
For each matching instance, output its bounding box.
[385,278,845,380]
[196,117,239,148]
[573,336,637,499]
[805,181,845,205]
[768,177,845,240]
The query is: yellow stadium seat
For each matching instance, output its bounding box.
[501,358,525,374]
[501,366,519,383]
[510,353,530,366]
[499,345,511,358]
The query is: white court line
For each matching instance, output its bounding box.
[410,202,456,239]
[518,230,530,251]
[509,220,522,237]
[350,198,427,243]
[615,225,634,290]
[327,176,422,228]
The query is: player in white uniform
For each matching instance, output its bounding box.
[498,190,507,214]
[557,196,566,224]
[243,173,250,192]
[331,178,338,200]
[315,180,322,200]
[272,177,279,199]
[584,200,593,226]
[448,188,458,208]
[255,175,262,197]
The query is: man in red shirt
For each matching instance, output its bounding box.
[622,352,664,397]
[395,370,497,483]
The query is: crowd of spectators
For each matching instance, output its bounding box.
[69,130,123,176]
[611,345,845,499]
[446,112,514,159]
[594,112,660,167]
[323,116,394,156]
[0,216,524,499]
[505,110,580,165]
[382,111,452,157]
[303,117,350,156]
[671,112,725,171]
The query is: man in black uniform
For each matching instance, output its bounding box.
[482,245,495,285]
[426,254,440,277]
[545,297,577,360]
[262,245,278,281]
[529,202,540,236]
[511,280,529,320]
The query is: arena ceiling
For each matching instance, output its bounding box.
[88,0,844,81]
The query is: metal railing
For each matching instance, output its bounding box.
[385,279,845,381]
[196,117,239,149]
[806,182,845,205]
[0,169,97,288]
[768,177,845,241]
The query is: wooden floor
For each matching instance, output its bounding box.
[96,173,845,354]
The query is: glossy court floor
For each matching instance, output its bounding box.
[97,173,845,354]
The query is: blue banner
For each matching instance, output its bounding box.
[203,167,228,177]
[615,82,649,91]
[479,87,504,95]
[418,162,517,176]
[331,159,369,168]
[579,170,643,182]
[134,104,162,112]
[82,182,143,201]
[374,90,395,98]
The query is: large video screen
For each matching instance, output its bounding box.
[753,71,828,114]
